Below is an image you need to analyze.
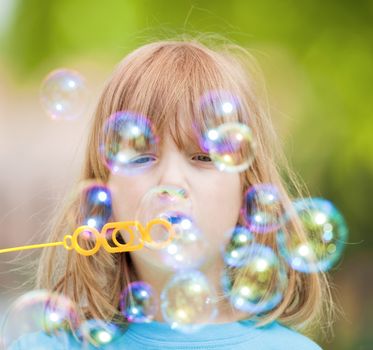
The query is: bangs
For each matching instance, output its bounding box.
[109,42,250,153]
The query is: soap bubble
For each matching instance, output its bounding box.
[161,270,217,333]
[195,90,256,173]
[222,226,255,267]
[133,186,206,271]
[201,122,256,173]
[68,181,112,248]
[0,335,6,349]
[77,319,124,347]
[243,184,285,234]
[40,68,88,120]
[0,290,80,349]
[100,111,159,176]
[277,197,348,273]
[136,185,190,222]
[78,181,112,232]
[157,211,207,270]
[222,244,287,315]
[198,90,242,129]
[120,282,158,323]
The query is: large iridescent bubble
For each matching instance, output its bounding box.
[100,111,159,176]
[222,244,287,315]
[0,290,80,349]
[243,184,285,234]
[120,281,158,323]
[161,270,217,333]
[77,319,124,347]
[277,197,348,273]
[40,68,88,120]
[202,122,256,173]
[222,226,255,268]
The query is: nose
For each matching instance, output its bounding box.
[156,149,190,199]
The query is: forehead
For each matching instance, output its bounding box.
[156,113,203,152]
[151,91,243,153]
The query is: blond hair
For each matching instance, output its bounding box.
[37,34,332,335]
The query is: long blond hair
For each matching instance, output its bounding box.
[37,34,332,335]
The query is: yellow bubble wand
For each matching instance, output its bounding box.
[0,219,175,256]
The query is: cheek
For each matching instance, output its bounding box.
[108,175,151,221]
[195,174,242,240]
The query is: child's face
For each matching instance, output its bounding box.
[108,133,242,268]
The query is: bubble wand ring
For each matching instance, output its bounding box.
[70,226,102,256]
[143,218,175,249]
[63,235,74,250]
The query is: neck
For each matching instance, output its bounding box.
[129,252,248,324]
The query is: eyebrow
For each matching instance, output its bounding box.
[184,143,205,153]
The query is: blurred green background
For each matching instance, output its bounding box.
[0,0,372,349]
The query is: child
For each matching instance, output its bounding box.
[11,35,331,349]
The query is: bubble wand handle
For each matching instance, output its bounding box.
[0,241,66,254]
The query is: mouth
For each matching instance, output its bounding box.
[158,210,194,227]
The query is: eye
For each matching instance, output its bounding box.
[192,153,212,162]
[128,154,157,165]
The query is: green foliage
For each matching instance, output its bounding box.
[1,2,372,348]
[3,0,372,274]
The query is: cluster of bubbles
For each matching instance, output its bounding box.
[221,183,348,316]
[117,185,216,333]
[94,90,258,177]
[40,68,88,120]
[26,83,349,343]
[118,271,216,336]
[220,186,290,316]
[39,80,254,172]
[118,270,216,334]
[118,187,347,334]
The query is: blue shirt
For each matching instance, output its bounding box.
[10,319,322,349]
